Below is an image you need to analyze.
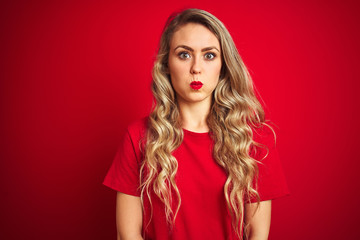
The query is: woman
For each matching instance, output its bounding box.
[104,8,289,240]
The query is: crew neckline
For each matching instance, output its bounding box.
[182,128,210,138]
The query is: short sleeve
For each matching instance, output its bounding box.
[247,126,290,203]
[103,123,145,197]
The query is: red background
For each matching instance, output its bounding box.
[1,0,359,239]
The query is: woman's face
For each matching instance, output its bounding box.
[168,23,222,106]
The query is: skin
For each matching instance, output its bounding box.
[244,200,272,240]
[116,23,271,240]
[116,192,143,240]
[168,23,222,132]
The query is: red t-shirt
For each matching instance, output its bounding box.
[103,117,289,240]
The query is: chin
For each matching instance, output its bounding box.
[187,96,211,104]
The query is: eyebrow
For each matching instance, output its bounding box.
[174,45,220,53]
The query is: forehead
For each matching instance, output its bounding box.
[170,23,220,49]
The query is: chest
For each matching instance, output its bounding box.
[172,136,227,201]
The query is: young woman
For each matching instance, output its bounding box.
[104,8,289,240]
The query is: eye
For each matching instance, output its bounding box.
[204,52,216,60]
[178,51,191,60]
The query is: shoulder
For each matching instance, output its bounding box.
[251,123,277,160]
[115,117,149,164]
[126,116,149,139]
[252,123,276,147]
[249,123,290,201]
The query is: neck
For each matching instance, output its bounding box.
[177,99,211,133]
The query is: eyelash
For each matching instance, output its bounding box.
[177,51,217,60]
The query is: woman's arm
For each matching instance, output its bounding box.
[244,200,272,240]
[116,192,143,240]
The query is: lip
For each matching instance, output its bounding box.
[190,81,203,90]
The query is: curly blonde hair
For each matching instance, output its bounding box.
[140,8,268,239]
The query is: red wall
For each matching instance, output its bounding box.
[1,0,359,239]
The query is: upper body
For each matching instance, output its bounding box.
[104,117,289,240]
[104,8,289,240]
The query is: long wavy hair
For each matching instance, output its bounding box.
[140,8,268,239]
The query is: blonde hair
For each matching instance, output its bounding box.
[140,8,267,239]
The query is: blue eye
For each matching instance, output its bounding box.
[178,52,191,59]
[204,52,216,60]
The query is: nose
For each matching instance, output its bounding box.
[190,56,201,74]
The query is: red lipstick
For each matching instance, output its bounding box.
[190,81,203,90]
